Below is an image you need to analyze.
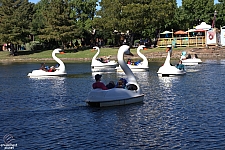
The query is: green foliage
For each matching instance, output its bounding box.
[0,0,222,49]
[25,41,43,51]
[181,0,214,28]
[0,0,35,44]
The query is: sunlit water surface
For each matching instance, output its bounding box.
[0,60,225,149]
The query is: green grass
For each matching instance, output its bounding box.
[0,47,188,62]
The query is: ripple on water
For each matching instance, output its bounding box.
[1,62,225,149]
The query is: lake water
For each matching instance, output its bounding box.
[0,60,225,149]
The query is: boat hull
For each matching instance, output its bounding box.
[116,65,149,72]
[86,95,144,107]
[157,66,186,77]
[182,59,202,65]
[27,70,67,77]
[86,87,144,107]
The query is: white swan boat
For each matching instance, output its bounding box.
[27,48,67,77]
[86,45,144,107]
[157,46,186,77]
[182,58,202,65]
[180,52,202,65]
[91,46,118,71]
[116,45,149,72]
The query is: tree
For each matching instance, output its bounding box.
[182,0,214,28]
[0,0,35,44]
[95,0,177,46]
[38,0,78,47]
[214,1,225,28]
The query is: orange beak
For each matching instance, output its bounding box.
[143,47,147,50]
[91,49,95,52]
[60,52,65,54]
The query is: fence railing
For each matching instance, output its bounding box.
[157,36,205,48]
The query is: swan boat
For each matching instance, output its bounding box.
[115,45,149,72]
[91,46,118,71]
[86,45,144,107]
[157,46,186,77]
[180,51,202,65]
[27,48,67,77]
[181,58,202,65]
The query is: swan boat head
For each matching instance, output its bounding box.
[157,45,186,77]
[27,48,67,77]
[86,45,144,107]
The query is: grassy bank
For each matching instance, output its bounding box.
[0,47,189,63]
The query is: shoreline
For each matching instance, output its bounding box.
[1,47,225,63]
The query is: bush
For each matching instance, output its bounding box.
[25,41,44,51]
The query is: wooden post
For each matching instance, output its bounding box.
[205,30,207,47]
[196,36,197,47]
[188,28,189,47]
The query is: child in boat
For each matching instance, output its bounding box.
[106,81,115,89]
[127,59,132,64]
[115,78,127,88]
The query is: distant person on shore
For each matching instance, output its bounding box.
[92,74,108,90]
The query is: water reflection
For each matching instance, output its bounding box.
[185,64,202,73]
[1,62,225,149]
[28,77,67,110]
[91,67,116,72]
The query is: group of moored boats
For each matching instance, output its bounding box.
[27,45,202,107]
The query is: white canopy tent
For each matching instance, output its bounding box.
[195,22,212,30]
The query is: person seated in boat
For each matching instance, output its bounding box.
[97,57,108,63]
[116,78,127,88]
[186,54,191,59]
[193,54,198,59]
[126,84,138,90]
[92,74,108,90]
[176,60,185,70]
[106,81,115,89]
[40,63,48,71]
[97,57,104,62]
[180,51,186,60]
[106,56,111,62]
[134,60,141,66]
[48,66,56,72]
[127,59,132,65]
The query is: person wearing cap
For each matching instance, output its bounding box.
[92,74,108,90]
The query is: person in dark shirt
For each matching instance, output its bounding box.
[92,74,108,90]
[106,81,115,89]
[176,60,185,70]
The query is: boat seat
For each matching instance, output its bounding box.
[126,84,138,91]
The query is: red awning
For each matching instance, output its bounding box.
[174,30,187,34]
[194,29,206,32]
